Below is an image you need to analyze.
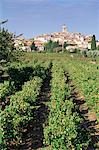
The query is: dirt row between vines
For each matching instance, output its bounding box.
[66,72,99,149]
[18,69,51,150]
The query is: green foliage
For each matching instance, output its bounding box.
[7,61,49,90]
[0,28,14,61]
[0,53,98,149]
[82,50,87,57]
[21,77,42,104]
[0,81,14,102]
[43,61,84,149]
[97,45,99,50]
[63,60,99,121]
[53,47,62,52]
[0,60,51,149]
[0,77,42,148]
[30,41,37,51]
[51,41,59,50]
[45,40,60,52]
[64,42,68,49]
[91,35,96,50]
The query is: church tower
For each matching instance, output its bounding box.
[62,24,68,33]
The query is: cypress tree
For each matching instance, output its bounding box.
[91,35,96,50]
[64,42,68,49]
[30,41,37,51]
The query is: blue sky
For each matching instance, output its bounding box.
[1,0,99,39]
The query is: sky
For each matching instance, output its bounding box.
[0,0,99,39]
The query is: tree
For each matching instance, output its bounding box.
[44,40,52,52]
[64,42,68,49]
[51,41,59,49]
[53,47,62,53]
[91,35,96,50]
[0,28,14,61]
[30,41,37,51]
[45,40,60,52]
[82,50,87,57]
[97,45,99,50]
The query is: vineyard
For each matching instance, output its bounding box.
[0,52,99,149]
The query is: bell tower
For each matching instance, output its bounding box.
[62,24,68,33]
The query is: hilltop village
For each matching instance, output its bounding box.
[14,25,99,52]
